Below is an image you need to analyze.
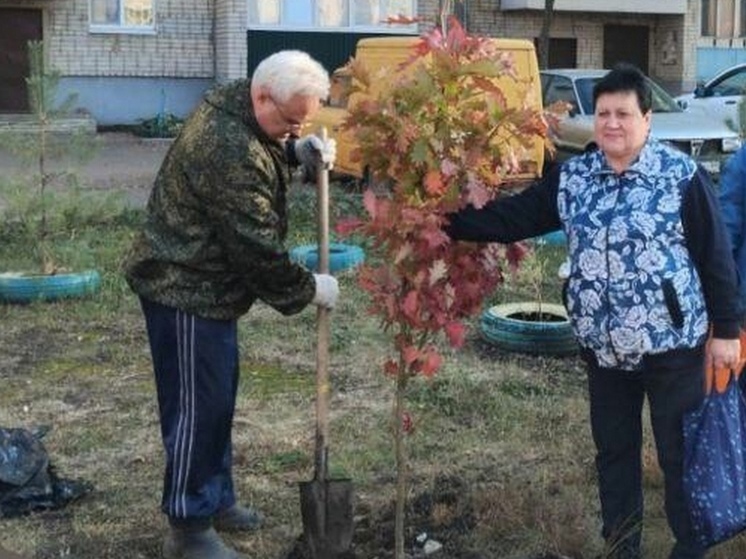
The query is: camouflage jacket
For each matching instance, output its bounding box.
[123,79,315,320]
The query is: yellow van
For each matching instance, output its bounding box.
[306,35,545,185]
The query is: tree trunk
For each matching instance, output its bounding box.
[538,0,556,70]
[394,355,407,559]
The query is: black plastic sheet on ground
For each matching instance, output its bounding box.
[0,425,93,518]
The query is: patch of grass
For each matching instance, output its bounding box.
[241,361,316,399]
[3,182,746,559]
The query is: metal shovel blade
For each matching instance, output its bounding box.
[299,478,354,558]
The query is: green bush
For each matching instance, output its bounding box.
[133,113,183,138]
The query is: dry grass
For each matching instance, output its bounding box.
[2,184,746,559]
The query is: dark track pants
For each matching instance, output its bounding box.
[140,297,239,521]
[585,347,707,559]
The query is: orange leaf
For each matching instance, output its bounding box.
[423,170,445,197]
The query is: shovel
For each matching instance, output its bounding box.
[299,128,355,559]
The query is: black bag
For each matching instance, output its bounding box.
[682,372,746,548]
[0,426,92,518]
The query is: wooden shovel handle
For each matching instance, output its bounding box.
[315,127,331,481]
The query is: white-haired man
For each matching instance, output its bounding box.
[124,50,338,559]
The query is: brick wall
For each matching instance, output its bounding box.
[215,0,246,81]
[431,1,692,93]
[0,0,216,78]
[651,16,686,91]
[1,0,699,92]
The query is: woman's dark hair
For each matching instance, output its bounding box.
[592,62,652,114]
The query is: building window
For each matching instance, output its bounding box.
[533,37,577,69]
[701,0,746,38]
[90,0,155,33]
[248,0,416,31]
[719,0,735,37]
[702,0,715,36]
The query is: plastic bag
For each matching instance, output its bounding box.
[682,372,746,548]
[0,425,93,518]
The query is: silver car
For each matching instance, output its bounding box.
[541,69,742,179]
[674,63,746,131]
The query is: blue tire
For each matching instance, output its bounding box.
[289,243,365,273]
[480,302,578,356]
[534,230,567,246]
[0,270,101,303]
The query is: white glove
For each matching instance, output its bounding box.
[312,273,339,310]
[295,135,337,172]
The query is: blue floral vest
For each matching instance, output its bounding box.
[557,140,710,370]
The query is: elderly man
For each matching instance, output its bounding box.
[124,50,338,559]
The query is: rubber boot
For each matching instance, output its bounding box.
[163,518,243,559]
[213,504,263,533]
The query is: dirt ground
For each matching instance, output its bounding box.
[0,131,171,207]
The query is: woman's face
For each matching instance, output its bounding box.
[593,90,651,172]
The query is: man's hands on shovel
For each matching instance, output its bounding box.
[312,273,339,309]
[295,134,337,173]
[306,128,339,312]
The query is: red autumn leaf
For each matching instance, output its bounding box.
[420,349,443,377]
[401,411,414,434]
[402,344,420,367]
[444,321,467,348]
[421,224,449,250]
[401,290,419,322]
[384,359,399,376]
[505,242,529,270]
[384,14,420,26]
[463,179,494,210]
[363,188,377,218]
[334,217,363,237]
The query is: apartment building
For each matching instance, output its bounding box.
[0,0,742,126]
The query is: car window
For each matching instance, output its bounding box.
[646,77,682,113]
[574,76,681,115]
[711,71,746,97]
[574,79,596,114]
[542,75,580,114]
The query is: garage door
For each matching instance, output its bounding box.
[0,9,43,113]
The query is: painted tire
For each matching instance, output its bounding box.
[0,270,101,303]
[480,301,578,356]
[534,230,567,246]
[289,243,365,273]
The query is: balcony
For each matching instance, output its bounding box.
[500,0,686,14]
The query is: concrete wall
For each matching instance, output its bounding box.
[56,76,213,126]
[696,43,746,84]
